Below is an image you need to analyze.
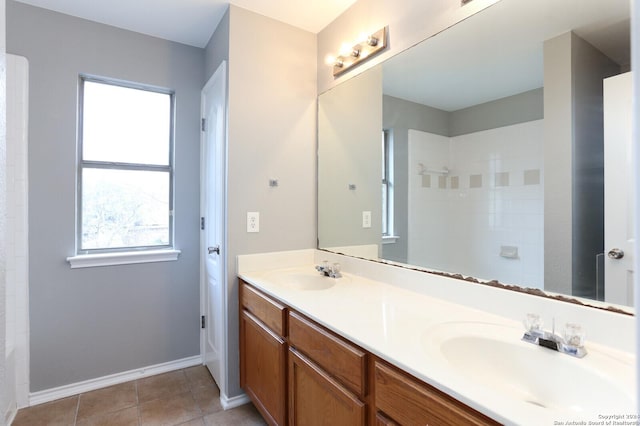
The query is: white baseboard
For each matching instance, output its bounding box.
[220,392,251,410]
[28,355,202,407]
[5,406,17,426]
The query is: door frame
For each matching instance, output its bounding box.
[199,61,228,396]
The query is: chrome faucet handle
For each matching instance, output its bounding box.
[523,313,543,335]
[316,260,329,274]
[328,262,342,278]
[521,315,587,358]
[563,323,585,348]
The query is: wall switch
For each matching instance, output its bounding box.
[362,211,372,228]
[247,212,259,233]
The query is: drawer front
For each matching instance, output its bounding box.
[240,281,286,337]
[288,311,366,397]
[374,361,499,426]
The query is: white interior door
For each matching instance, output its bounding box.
[604,71,634,305]
[201,62,227,391]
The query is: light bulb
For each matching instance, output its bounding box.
[338,42,352,57]
[324,55,337,66]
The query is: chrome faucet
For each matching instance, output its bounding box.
[315,261,342,278]
[521,314,587,358]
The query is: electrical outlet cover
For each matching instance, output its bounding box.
[247,212,259,233]
[363,211,372,228]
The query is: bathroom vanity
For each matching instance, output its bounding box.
[240,279,497,425]
[237,250,636,426]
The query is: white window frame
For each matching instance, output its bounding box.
[382,128,396,243]
[68,75,180,268]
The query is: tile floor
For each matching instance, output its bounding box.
[11,366,267,426]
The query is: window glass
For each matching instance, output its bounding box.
[82,81,170,165]
[81,169,170,250]
[78,77,173,253]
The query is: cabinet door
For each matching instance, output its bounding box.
[288,349,365,426]
[240,310,287,426]
[289,311,366,397]
[374,361,499,426]
[375,412,399,426]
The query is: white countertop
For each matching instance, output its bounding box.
[238,261,636,426]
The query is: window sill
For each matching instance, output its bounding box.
[67,249,181,269]
[382,235,399,245]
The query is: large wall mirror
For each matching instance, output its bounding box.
[318,0,633,310]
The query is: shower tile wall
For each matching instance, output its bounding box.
[7,54,29,408]
[408,120,544,289]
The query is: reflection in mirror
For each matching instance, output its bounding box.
[317,0,633,309]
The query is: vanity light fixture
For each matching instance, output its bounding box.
[329,27,388,77]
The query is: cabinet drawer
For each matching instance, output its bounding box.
[374,361,499,426]
[240,281,286,337]
[288,311,366,397]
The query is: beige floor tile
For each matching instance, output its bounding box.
[139,391,202,426]
[137,371,190,403]
[184,366,215,390]
[176,418,205,426]
[76,381,137,421]
[76,406,139,426]
[203,403,266,426]
[190,384,223,415]
[12,396,79,426]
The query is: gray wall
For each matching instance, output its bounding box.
[543,33,573,296]
[319,68,383,251]
[7,1,205,391]
[224,6,317,398]
[544,32,619,298]
[381,95,448,263]
[0,0,7,419]
[205,8,229,81]
[449,88,544,137]
[570,33,619,299]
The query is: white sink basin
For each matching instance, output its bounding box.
[263,269,347,291]
[422,322,634,417]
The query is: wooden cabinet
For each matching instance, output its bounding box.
[240,282,287,426]
[239,279,500,426]
[374,361,499,426]
[241,282,287,336]
[289,348,365,425]
[374,412,398,426]
[288,311,366,398]
[287,311,367,425]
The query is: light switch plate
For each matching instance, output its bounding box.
[247,212,259,233]
[362,211,371,228]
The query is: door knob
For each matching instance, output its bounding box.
[607,248,624,259]
[208,246,220,255]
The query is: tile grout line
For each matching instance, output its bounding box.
[135,379,142,426]
[73,394,81,426]
[183,368,205,424]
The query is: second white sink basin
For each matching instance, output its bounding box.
[263,268,347,291]
[422,322,634,418]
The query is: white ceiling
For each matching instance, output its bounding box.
[13,0,358,47]
[382,0,630,111]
